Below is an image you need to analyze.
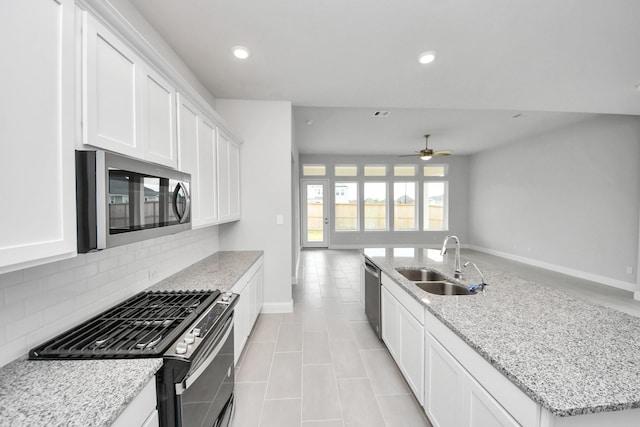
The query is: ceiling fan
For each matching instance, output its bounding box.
[399,134,452,160]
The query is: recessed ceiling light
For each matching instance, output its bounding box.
[232,46,250,59]
[418,51,437,65]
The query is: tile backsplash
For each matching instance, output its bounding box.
[0,226,219,367]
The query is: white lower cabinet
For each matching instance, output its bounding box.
[463,373,520,427]
[425,331,519,427]
[380,273,424,402]
[232,257,264,365]
[112,378,158,427]
[424,332,465,427]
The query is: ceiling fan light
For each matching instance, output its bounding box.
[418,51,437,65]
[421,155,432,161]
[232,46,250,59]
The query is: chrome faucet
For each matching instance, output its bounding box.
[440,235,462,279]
[464,261,488,292]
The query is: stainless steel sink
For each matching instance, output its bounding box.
[416,281,477,296]
[396,267,448,282]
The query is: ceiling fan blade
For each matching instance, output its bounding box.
[433,150,452,156]
[398,154,420,157]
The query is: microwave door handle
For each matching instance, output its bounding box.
[172,182,191,223]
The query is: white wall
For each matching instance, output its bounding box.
[299,154,470,248]
[0,226,219,367]
[468,115,640,290]
[215,100,294,312]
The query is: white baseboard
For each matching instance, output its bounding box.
[260,300,293,314]
[468,245,636,293]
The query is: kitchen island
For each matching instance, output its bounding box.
[364,247,640,426]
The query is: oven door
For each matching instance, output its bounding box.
[175,316,235,427]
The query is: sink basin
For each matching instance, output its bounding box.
[416,281,477,296]
[396,267,448,282]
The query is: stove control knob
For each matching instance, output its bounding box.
[176,342,188,354]
[222,292,232,302]
[184,333,195,344]
[192,328,201,337]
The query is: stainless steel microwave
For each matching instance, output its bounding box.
[76,150,191,253]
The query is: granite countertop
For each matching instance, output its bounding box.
[364,247,640,417]
[149,250,263,293]
[0,357,162,427]
[0,250,263,427]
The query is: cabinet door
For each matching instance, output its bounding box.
[83,12,143,158]
[0,0,77,272]
[177,95,200,223]
[425,332,465,427]
[381,285,399,358]
[143,67,177,168]
[217,129,241,223]
[228,138,241,219]
[216,131,231,222]
[197,117,218,225]
[255,265,263,318]
[463,374,519,427]
[233,285,249,366]
[399,307,424,402]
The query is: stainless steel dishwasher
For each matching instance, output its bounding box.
[364,258,382,339]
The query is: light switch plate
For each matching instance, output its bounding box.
[276,214,284,225]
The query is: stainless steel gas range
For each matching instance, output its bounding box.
[29,290,238,427]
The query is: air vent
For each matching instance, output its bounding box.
[372,111,390,118]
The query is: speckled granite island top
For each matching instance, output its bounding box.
[364,248,640,417]
[0,357,162,427]
[149,250,263,293]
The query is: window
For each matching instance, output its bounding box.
[364,165,387,176]
[394,165,416,176]
[303,164,326,176]
[423,165,447,177]
[335,182,358,230]
[364,182,387,230]
[424,181,448,230]
[394,182,416,230]
[335,165,358,176]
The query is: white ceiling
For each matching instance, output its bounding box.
[128,0,640,155]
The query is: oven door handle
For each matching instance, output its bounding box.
[175,316,233,396]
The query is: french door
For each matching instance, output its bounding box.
[302,180,329,247]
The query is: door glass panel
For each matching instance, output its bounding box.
[306,184,324,242]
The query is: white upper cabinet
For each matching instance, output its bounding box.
[0,0,77,273]
[142,68,177,168]
[82,12,177,168]
[217,129,241,223]
[197,118,218,224]
[177,94,218,227]
[82,12,143,159]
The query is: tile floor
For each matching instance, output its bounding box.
[231,249,431,427]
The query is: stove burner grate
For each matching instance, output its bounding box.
[29,290,219,359]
